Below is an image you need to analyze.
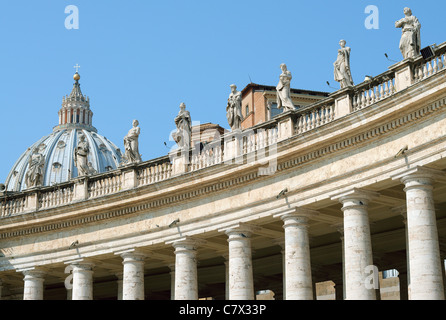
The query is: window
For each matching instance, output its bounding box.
[382,269,399,279]
[245,105,249,117]
[270,103,282,118]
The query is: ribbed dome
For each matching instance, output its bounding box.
[5,129,123,192]
[4,71,123,192]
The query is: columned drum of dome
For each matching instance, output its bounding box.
[4,72,123,192]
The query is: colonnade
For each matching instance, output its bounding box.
[11,166,446,300]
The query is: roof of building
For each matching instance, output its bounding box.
[240,82,330,98]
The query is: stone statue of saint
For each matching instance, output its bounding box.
[123,119,142,163]
[173,103,192,150]
[226,84,243,131]
[25,148,45,188]
[74,134,91,176]
[395,7,421,59]
[276,63,295,112]
[334,40,354,89]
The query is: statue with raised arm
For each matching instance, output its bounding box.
[334,39,354,89]
[276,63,295,112]
[74,134,91,176]
[226,84,243,131]
[173,103,192,150]
[25,148,45,188]
[395,7,421,59]
[123,119,142,163]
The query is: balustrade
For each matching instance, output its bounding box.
[413,48,446,83]
[40,185,74,209]
[0,196,25,217]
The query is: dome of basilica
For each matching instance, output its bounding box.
[4,72,123,192]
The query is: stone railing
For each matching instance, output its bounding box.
[1,42,445,218]
[0,195,26,217]
[88,173,123,198]
[138,156,173,186]
[241,125,279,155]
[295,102,335,134]
[413,43,446,83]
[190,140,224,171]
[352,71,396,112]
[39,184,74,209]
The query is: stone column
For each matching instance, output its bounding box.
[224,225,255,300]
[273,240,286,300]
[21,268,46,300]
[168,264,175,300]
[393,167,445,300]
[68,260,94,300]
[115,273,123,300]
[119,251,146,300]
[222,255,230,300]
[333,223,346,300]
[392,205,410,300]
[170,237,203,300]
[331,188,378,300]
[279,213,313,300]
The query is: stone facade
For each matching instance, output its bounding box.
[1,40,446,301]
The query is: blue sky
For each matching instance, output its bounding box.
[0,0,444,183]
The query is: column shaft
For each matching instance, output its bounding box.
[172,239,200,300]
[402,174,444,299]
[226,228,254,300]
[282,215,313,300]
[71,262,94,300]
[335,190,377,300]
[168,264,175,300]
[121,252,145,300]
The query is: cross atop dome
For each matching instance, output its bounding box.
[73,63,81,83]
[73,64,81,81]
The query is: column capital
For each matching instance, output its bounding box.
[281,215,310,229]
[20,267,46,300]
[273,207,318,220]
[391,166,445,185]
[64,258,95,270]
[330,188,380,204]
[219,223,258,238]
[18,267,47,279]
[167,236,206,250]
[114,248,147,261]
